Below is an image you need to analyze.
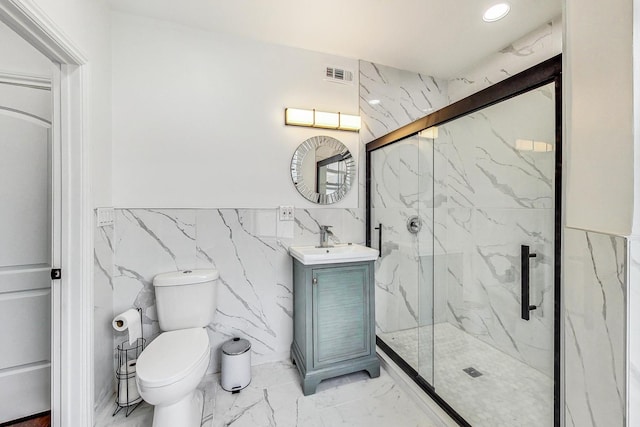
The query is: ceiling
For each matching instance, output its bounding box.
[108,0,561,78]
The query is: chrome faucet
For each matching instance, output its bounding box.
[319,225,334,248]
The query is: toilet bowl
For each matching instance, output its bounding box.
[134,269,219,427]
[137,328,210,427]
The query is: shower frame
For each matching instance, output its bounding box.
[365,54,562,427]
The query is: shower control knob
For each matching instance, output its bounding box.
[406,216,422,234]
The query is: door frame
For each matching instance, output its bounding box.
[365,54,562,426]
[0,1,92,426]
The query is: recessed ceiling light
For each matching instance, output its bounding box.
[368,99,381,105]
[483,3,510,22]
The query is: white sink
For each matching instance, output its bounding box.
[289,244,379,265]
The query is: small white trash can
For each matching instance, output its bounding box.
[221,337,251,393]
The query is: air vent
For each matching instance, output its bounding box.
[325,66,354,84]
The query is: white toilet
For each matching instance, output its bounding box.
[136,269,218,427]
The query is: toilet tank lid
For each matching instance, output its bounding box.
[153,269,219,287]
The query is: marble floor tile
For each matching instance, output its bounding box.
[96,360,441,427]
[94,398,154,427]
[379,323,553,427]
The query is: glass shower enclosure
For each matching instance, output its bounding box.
[367,57,561,427]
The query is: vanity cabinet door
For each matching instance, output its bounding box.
[312,264,370,367]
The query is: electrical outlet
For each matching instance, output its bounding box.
[96,207,115,227]
[279,205,294,221]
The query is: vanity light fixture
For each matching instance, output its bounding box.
[285,108,361,132]
[483,3,511,22]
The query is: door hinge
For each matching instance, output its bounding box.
[51,268,62,280]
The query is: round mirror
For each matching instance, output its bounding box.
[290,135,355,204]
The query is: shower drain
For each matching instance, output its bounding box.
[463,367,483,378]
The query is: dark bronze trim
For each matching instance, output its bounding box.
[521,245,538,320]
[366,55,562,153]
[366,148,372,247]
[377,337,471,427]
[553,67,563,427]
[366,54,562,427]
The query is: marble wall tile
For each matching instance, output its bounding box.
[109,207,369,374]
[374,241,421,333]
[439,85,556,210]
[441,207,554,376]
[448,18,562,104]
[564,229,626,427]
[94,216,115,409]
[419,253,447,326]
[113,208,197,343]
[112,208,293,372]
[359,61,449,144]
[370,136,434,334]
[629,237,640,427]
[370,135,432,210]
[194,209,293,369]
[293,208,365,247]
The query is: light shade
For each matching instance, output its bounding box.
[314,111,340,128]
[284,108,361,132]
[516,139,553,152]
[339,114,361,131]
[285,108,314,126]
[422,126,439,139]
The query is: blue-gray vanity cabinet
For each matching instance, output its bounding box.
[290,259,380,395]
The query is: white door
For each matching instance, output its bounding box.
[0,80,53,423]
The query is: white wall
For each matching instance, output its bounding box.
[564,0,634,235]
[0,20,51,77]
[34,0,112,208]
[111,12,360,209]
[448,18,562,103]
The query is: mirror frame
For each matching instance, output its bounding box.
[290,135,355,204]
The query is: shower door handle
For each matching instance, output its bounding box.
[521,245,538,321]
[374,223,382,257]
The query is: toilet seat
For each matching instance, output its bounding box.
[137,328,209,388]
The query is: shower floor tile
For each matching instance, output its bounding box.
[95,360,448,427]
[379,323,553,427]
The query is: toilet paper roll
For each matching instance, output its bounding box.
[113,309,142,345]
[117,360,141,405]
[118,359,137,377]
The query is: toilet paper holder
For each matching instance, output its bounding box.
[113,308,145,418]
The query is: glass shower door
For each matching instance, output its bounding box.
[370,82,557,427]
[370,132,435,385]
[431,82,556,426]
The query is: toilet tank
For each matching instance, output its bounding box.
[153,269,219,331]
